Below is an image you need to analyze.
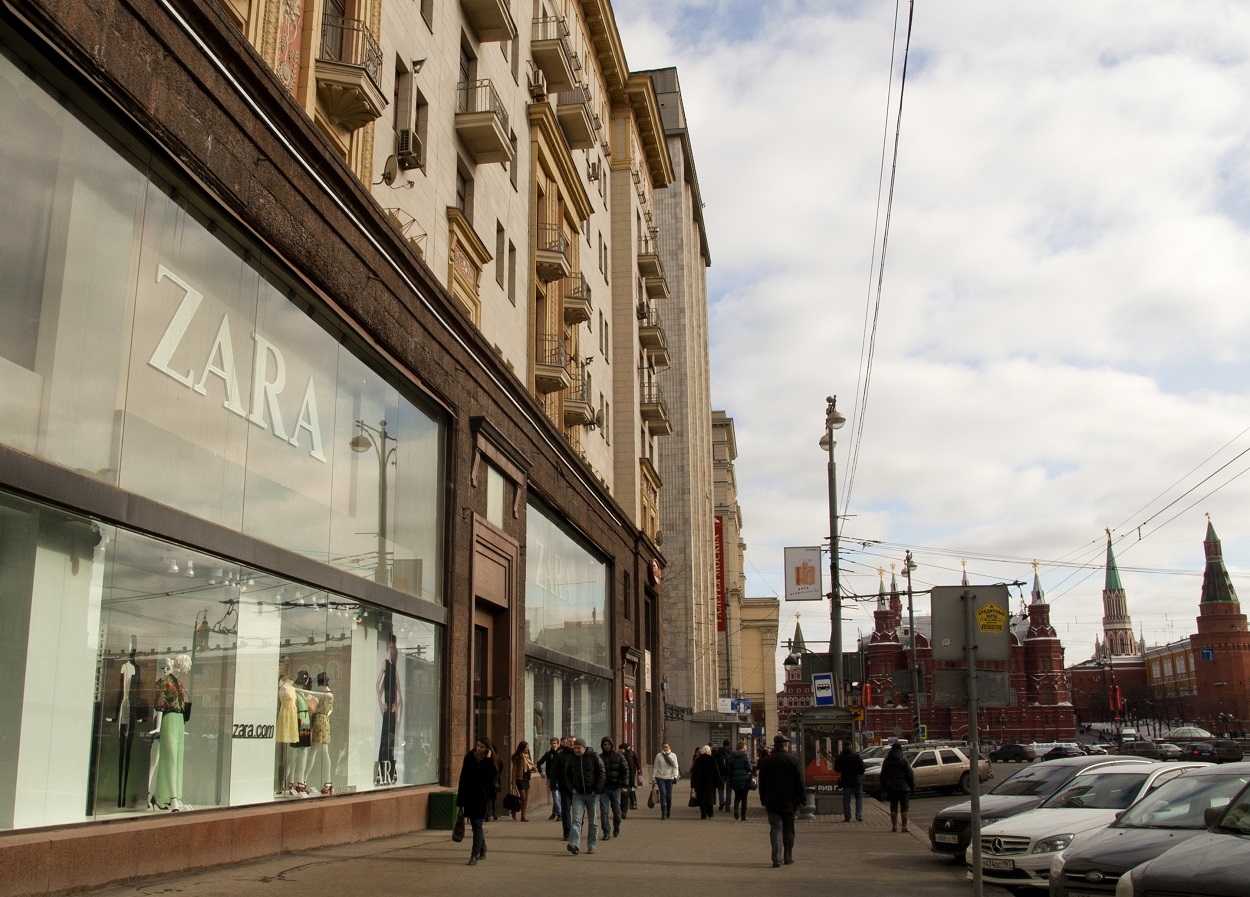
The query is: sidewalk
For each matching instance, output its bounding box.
[81,795,978,897]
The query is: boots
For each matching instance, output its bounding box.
[783,846,793,865]
[468,828,484,866]
[890,811,898,832]
[520,791,529,822]
[901,811,909,833]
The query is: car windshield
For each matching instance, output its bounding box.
[1216,786,1250,834]
[989,764,1074,797]
[1117,773,1249,830]
[1039,771,1150,810]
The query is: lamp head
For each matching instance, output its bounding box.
[349,434,371,452]
[825,395,846,430]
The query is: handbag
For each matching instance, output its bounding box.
[747,773,758,791]
[688,789,699,807]
[502,791,522,813]
[451,810,466,842]
[181,701,192,722]
[647,785,657,809]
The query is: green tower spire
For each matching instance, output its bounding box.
[1105,529,1124,592]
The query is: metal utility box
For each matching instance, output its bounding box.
[427,791,459,829]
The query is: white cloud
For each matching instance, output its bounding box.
[615,0,1250,667]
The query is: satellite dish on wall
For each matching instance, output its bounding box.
[380,155,399,187]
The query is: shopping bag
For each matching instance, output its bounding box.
[647,785,657,809]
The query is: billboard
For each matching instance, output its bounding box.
[784,546,823,601]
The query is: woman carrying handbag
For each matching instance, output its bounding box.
[509,741,536,821]
[457,739,496,865]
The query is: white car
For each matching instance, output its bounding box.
[966,761,1203,890]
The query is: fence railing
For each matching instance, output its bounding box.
[319,15,383,88]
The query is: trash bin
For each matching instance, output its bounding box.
[428,791,459,830]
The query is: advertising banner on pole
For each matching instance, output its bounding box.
[784,546,823,601]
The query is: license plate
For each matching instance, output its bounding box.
[982,857,1015,871]
[1067,892,1107,897]
[935,833,960,844]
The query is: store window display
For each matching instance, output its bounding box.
[148,654,192,811]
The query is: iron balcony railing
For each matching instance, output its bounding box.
[556,86,590,108]
[638,231,660,257]
[536,334,568,368]
[537,222,570,258]
[319,15,383,89]
[566,359,592,405]
[532,14,571,43]
[456,79,510,134]
[640,382,668,412]
[564,273,591,302]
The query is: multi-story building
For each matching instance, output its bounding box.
[1191,517,1250,730]
[0,0,710,889]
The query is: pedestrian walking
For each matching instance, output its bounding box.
[757,735,805,867]
[880,741,915,832]
[714,740,733,811]
[833,743,866,823]
[619,742,642,815]
[651,741,680,819]
[456,739,496,866]
[727,739,754,820]
[536,737,562,820]
[510,740,536,821]
[553,735,576,838]
[598,736,626,839]
[563,737,605,855]
[690,745,722,819]
[484,739,504,821]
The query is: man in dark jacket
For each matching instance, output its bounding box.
[880,741,915,832]
[536,737,562,820]
[757,735,805,867]
[599,737,627,839]
[549,735,576,837]
[834,743,867,823]
[714,740,733,811]
[563,737,605,855]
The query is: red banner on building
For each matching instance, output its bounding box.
[715,515,726,631]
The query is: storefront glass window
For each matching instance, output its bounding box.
[0,44,443,605]
[524,658,610,747]
[0,489,441,832]
[523,503,608,667]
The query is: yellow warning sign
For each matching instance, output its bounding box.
[976,601,1008,633]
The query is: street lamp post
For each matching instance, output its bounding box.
[904,551,921,740]
[818,396,846,703]
[350,419,397,585]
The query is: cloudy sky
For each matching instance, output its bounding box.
[614,0,1250,666]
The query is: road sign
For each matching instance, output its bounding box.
[931,584,1011,662]
[812,672,834,706]
[847,706,865,722]
[917,724,928,740]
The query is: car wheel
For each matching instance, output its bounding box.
[958,772,971,794]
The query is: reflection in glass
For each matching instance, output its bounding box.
[524,503,608,667]
[525,658,609,746]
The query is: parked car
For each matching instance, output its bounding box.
[1114,770,1250,897]
[971,762,1203,890]
[1214,739,1245,763]
[1186,742,1218,762]
[1119,740,1162,759]
[991,743,1037,763]
[1049,762,1250,897]
[928,756,1155,859]
[1083,744,1109,755]
[863,744,991,797]
[1040,744,1087,761]
[1156,742,1182,761]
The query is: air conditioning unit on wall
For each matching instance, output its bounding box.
[587,160,601,181]
[528,70,547,100]
[396,129,422,170]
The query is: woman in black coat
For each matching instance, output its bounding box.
[727,740,754,820]
[690,745,723,819]
[879,742,915,833]
[457,739,496,865]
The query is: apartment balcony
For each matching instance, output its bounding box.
[563,360,594,427]
[637,232,663,279]
[530,16,576,94]
[462,0,517,42]
[562,273,592,324]
[534,335,571,394]
[535,223,571,283]
[315,15,386,131]
[555,88,595,151]
[640,383,672,436]
[644,272,670,302]
[638,307,671,368]
[455,80,513,164]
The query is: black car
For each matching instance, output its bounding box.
[1115,768,1250,897]
[1186,742,1218,762]
[1214,739,1245,763]
[1040,744,1086,761]
[1049,762,1250,896]
[990,743,1035,763]
[1118,740,1162,759]
[928,756,1154,858]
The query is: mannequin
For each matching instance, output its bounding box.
[291,671,314,794]
[116,636,139,808]
[149,654,191,811]
[308,673,335,795]
[375,635,401,785]
[533,701,545,740]
[276,674,299,795]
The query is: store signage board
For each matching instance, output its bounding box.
[783,547,823,601]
